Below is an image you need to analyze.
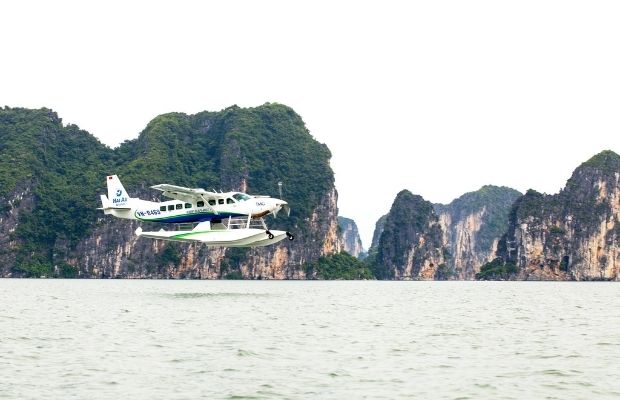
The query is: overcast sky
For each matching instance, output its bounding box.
[1,1,619,247]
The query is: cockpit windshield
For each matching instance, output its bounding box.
[233,193,251,202]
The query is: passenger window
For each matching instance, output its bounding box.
[160,206,166,212]
[175,204,182,210]
[197,201,204,207]
[168,205,174,211]
[218,199,224,205]
[227,198,234,204]
[208,199,216,206]
[185,203,192,209]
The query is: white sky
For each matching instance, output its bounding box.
[1,1,619,248]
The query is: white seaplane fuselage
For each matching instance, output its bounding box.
[100,175,292,247]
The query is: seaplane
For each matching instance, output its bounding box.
[99,175,294,247]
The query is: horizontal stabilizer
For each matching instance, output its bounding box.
[99,194,132,211]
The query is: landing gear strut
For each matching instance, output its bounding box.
[286,231,294,241]
[266,230,274,240]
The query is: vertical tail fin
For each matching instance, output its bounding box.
[106,175,131,207]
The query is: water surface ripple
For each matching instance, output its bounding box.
[1,280,619,399]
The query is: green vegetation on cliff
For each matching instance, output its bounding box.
[579,149,620,173]
[475,258,518,280]
[305,252,374,280]
[116,104,333,229]
[0,107,110,273]
[0,104,334,277]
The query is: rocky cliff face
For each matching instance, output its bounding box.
[368,152,618,281]
[337,216,364,258]
[0,104,341,279]
[373,190,446,279]
[493,151,620,281]
[369,186,520,280]
[369,214,387,254]
[434,186,521,279]
[65,186,341,279]
[0,184,34,272]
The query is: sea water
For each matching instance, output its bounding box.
[1,280,619,399]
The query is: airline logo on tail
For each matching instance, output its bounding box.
[107,175,129,207]
[113,193,128,205]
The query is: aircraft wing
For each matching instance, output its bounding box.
[151,183,210,199]
[150,184,226,206]
[151,184,220,199]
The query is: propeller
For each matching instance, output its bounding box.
[273,204,291,218]
[273,181,291,218]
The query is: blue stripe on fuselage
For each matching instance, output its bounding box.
[143,212,247,223]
